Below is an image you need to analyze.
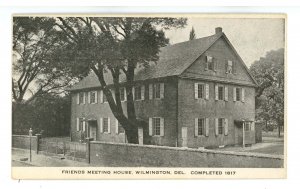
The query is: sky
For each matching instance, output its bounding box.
[164,17,285,67]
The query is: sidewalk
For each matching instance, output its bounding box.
[12,148,91,167]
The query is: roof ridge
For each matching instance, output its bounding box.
[161,33,221,50]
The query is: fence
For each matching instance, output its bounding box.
[38,139,87,161]
[12,135,87,162]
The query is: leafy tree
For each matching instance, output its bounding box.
[55,17,187,143]
[250,48,284,137]
[12,93,71,137]
[12,17,75,104]
[189,26,196,40]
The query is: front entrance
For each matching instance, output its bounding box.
[182,127,188,147]
[88,120,97,140]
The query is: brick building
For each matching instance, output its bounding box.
[68,27,259,148]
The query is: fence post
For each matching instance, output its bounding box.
[35,134,41,154]
[85,138,91,164]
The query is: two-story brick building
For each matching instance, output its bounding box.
[68,27,259,148]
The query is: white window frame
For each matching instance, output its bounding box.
[78,92,85,104]
[89,91,97,104]
[226,60,233,74]
[102,117,110,134]
[218,118,224,135]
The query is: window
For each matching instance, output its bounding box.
[227,60,233,74]
[153,83,161,99]
[218,86,224,100]
[90,91,97,104]
[206,56,214,70]
[244,122,251,131]
[103,118,109,132]
[103,93,107,102]
[236,88,241,101]
[198,118,205,136]
[134,86,142,100]
[120,87,126,101]
[153,117,161,136]
[197,84,204,99]
[118,122,125,134]
[218,118,224,134]
[79,92,84,104]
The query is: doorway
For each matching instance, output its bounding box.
[88,120,97,140]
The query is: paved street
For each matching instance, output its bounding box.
[12,148,90,167]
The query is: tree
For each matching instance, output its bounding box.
[55,17,187,143]
[250,48,284,137]
[12,93,71,137]
[189,27,196,40]
[12,17,74,104]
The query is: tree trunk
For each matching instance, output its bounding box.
[125,124,139,144]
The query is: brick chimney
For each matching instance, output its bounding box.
[215,27,223,34]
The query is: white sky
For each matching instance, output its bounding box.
[165,18,285,67]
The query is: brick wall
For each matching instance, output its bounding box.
[89,141,283,168]
[71,77,178,147]
[177,36,256,148]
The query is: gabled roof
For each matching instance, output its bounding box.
[69,31,257,91]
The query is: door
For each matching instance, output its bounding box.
[182,127,188,147]
[89,121,97,140]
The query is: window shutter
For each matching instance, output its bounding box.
[124,88,127,101]
[77,94,80,104]
[205,118,209,137]
[194,83,198,99]
[83,92,86,104]
[115,119,119,134]
[215,118,219,136]
[141,85,145,100]
[215,85,219,100]
[224,86,228,101]
[241,88,245,102]
[100,117,103,133]
[225,61,228,73]
[232,61,236,74]
[224,118,228,136]
[205,56,209,70]
[82,121,86,132]
[149,84,153,99]
[88,92,91,104]
[149,118,153,136]
[160,118,164,136]
[132,87,135,100]
[205,84,209,100]
[76,118,80,131]
[95,91,98,103]
[233,87,236,101]
[100,90,104,103]
[160,83,164,99]
[108,117,111,134]
[213,58,217,71]
[251,122,255,131]
[195,118,198,136]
